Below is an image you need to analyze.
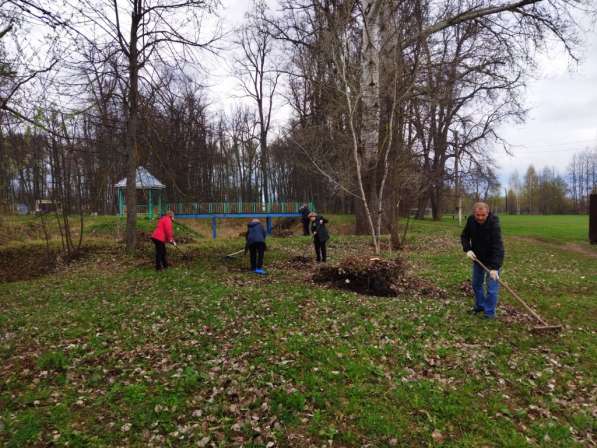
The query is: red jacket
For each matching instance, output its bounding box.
[151,215,174,243]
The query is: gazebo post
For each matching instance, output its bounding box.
[118,189,124,216]
[148,189,153,220]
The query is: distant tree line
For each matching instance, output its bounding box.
[470,150,596,215]
[0,71,330,212]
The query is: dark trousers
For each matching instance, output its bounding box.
[249,242,265,270]
[302,218,310,236]
[314,239,327,262]
[152,238,168,270]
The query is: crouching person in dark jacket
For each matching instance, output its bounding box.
[308,212,329,262]
[246,219,267,274]
[461,202,505,319]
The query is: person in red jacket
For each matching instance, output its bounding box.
[151,210,176,270]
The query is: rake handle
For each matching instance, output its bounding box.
[226,249,245,257]
[473,258,548,326]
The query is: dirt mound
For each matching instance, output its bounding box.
[313,256,446,298]
[0,245,57,282]
[0,245,91,282]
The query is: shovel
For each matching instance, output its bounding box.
[473,257,562,334]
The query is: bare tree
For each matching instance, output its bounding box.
[0,3,63,128]
[234,0,281,204]
[82,0,221,252]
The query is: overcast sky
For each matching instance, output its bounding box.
[209,1,597,186]
[494,27,597,183]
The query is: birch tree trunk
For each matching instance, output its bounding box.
[353,0,384,252]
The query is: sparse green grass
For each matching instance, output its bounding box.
[0,214,595,446]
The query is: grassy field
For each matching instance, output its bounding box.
[433,215,591,244]
[0,214,595,447]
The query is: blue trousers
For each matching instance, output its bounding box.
[472,263,500,317]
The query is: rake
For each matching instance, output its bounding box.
[473,257,562,334]
[224,248,245,260]
[172,244,193,261]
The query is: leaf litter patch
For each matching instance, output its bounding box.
[271,228,293,238]
[287,255,310,265]
[313,255,447,298]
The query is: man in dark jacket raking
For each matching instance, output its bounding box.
[245,219,267,274]
[461,202,505,318]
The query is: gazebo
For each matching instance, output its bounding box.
[114,166,166,219]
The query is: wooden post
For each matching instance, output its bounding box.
[590,193,597,244]
[454,131,462,226]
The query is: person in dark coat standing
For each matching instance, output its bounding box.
[151,210,176,270]
[309,212,329,262]
[245,218,267,274]
[299,203,311,236]
[461,202,505,318]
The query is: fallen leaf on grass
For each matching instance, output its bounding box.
[432,429,444,443]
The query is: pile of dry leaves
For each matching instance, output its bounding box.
[312,255,447,298]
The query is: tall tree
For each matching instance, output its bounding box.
[235,0,281,203]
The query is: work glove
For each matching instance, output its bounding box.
[489,270,499,281]
[466,250,476,260]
